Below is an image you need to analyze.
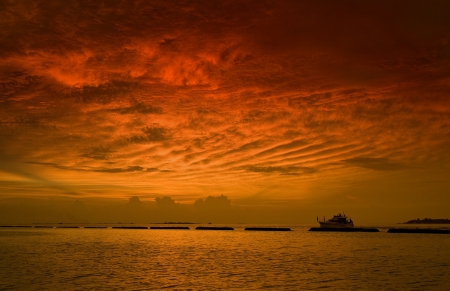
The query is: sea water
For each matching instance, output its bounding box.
[1,225,450,290]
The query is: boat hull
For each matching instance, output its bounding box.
[319,222,354,228]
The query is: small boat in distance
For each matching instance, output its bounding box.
[318,213,354,228]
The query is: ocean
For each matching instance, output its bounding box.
[1,225,450,290]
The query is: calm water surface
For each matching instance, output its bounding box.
[1,225,450,290]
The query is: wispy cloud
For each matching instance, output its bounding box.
[94,166,145,173]
[110,102,163,115]
[1,0,450,219]
[341,157,406,171]
[243,165,316,175]
[81,146,114,160]
[25,161,169,174]
[119,126,168,145]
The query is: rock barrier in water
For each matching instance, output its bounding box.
[388,228,450,234]
[112,226,148,229]
[34,226,53,228]
[150,226,190,229]
[84,226,108,229]
[244,227,292,231]
[196,226,234,230]
[309,227,379,232]
[56,226,80,228]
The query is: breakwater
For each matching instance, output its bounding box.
[195,226,234,230]
[150,226,190,229]
[388,228,450,234]
[245,227,291,231]
[4,226,450,235]
[309,227,379,232]
[111,226,148,229]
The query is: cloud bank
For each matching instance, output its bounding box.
[1,1,450,223]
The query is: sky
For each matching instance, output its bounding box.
[1,0,450,224]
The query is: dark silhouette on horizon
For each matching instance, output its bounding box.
[403,218,450,224]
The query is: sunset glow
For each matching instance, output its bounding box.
[1,1,450,224]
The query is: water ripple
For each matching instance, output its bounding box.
[0,226,450,290]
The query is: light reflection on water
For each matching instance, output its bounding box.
[1,225,450,290]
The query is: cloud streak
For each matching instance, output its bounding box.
[341,157,407,171]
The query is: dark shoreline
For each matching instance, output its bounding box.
[402,218,450,224]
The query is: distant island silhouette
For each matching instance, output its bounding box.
[403,218,450,224]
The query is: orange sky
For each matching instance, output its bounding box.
[1,1,450,224]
